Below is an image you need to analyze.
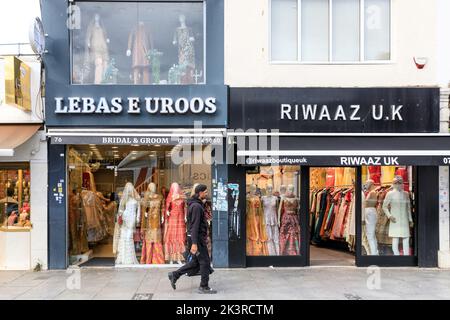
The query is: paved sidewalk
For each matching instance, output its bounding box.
[0,267,449,300]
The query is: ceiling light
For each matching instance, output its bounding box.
[154,145,161,147]
[131,144,140,147]
[112,146,118,149]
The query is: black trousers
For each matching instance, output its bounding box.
[173,237,211,288]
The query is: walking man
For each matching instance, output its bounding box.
[168,184,217,294]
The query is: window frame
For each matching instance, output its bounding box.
[69,0,208,86]
[269,0,393,65]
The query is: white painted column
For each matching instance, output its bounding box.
[439,88,450,268]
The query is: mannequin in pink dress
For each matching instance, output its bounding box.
[164,183,187,263]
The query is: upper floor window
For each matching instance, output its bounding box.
[270,0,391,63]
[71,1,205,85]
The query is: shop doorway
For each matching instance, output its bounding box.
[67,144,213,267]
[308,167,356,267]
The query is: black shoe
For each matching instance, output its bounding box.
[197,286,217,294]
[168,272,177,290]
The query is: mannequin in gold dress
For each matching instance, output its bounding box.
[140,183,165,264]
[246,184,268,256]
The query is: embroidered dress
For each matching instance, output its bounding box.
[261,195,280,255]
[164,197,186,262]
[116,199,140,265]
[140,193,165,264]
[279,195,300,256]
[174,27,195,84]
[246,195,268,256]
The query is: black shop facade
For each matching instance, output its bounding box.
[228,87,446,268]
[42,0,230,269]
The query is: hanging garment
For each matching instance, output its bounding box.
[368,166,382,184]
[128,23,152,68]
[68,192,89,255]
[334,168,345,186]
[342,168,355,186]
[395,167,410,191]
[103,201,117,237]
[116,199,140,265]
[381,167,396,184]
[246,195,269,256]
[164,198,187,262]
[174,26,196,84]
[325,168,336,187]
[140,193,165,264]
[261,195,280,256]
[279,195,301,255]
[81,190,107,243]
[313,190,329,242]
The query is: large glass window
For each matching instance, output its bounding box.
[361,166,416,256]
[67,145,212,266]
[0,165,32,229]
[245,166,301,256]
[72,1,205,85]
[270,0,391,62]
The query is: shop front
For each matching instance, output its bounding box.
[42,0,228,269]
[228,87,445,268]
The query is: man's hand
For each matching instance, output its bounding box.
[190,244,198,255]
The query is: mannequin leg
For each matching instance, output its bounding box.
[143,67,151,84]
[402,237,410,256]
[133,68,140,85]
[94,57,104,84]
[392,237,400,255]
[365,208,379,255]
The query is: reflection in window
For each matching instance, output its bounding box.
[72,2,205,85]
[246,166,301,256]
[362,166,415,256]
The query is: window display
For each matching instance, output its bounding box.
[72,1,205,85]
[309,167,356,252]
[245,166,301,256]
[361,166,416,256]
[0,165,32,229]
[67,145,212,266]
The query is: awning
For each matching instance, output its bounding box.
[232,134,450,166]
[47,128,226,145]
[0,124,41,156]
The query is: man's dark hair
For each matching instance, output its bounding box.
[193,184,208,198]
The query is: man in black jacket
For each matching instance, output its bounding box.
[168,184,216,294]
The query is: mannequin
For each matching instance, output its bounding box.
[164,182,187,264]
[85,13,110,84]
[278,184,300,255]
[140,183,165,264]
[173,14,196,84]
[364,179,379,255]
[246,184,268,256]
[382,176,414,256]
[127,21,153,84]
[261,185,280,255]
[115,183,141,265]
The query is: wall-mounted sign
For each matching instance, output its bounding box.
[29,17,46,55]
[4,57,31,111]
[230,88,440,133]
[45,85,228,127]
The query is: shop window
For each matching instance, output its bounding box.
[0,165,32,229]
[361,166,416,256]
[245,166,301,256]
[71,1,205,85]
[67,145,212,266]
[309,168,356,261]
[270,0,391,63]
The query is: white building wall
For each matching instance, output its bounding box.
[0,131,48,270]
[225,0,442,88]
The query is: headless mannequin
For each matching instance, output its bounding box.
[262,185,280,256]
[278,184,296,226]
[86,14,110,84]
[383,177,414,256]
[364,179,379,255]
[127,21,152,84]
[166,183,186,264]
[172,14,195,84]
